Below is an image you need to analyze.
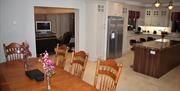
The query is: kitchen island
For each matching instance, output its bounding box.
[133,39,180,78]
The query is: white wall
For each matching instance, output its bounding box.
[0,0,86,62]
[122,4,145,53]
[85,0,107,61]
[85,1,98,61]
[0,0,3,61]
[0,0,36,62]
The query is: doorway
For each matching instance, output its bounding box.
[34,6,76,55]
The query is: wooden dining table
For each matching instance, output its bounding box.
[0,58,97,91]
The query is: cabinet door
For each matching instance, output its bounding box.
[145,16,152,25]
[145,9,170,26]
[153,10,160,26]
[145,9,152,25]
[159,11,166,26]
[161,10,169,26]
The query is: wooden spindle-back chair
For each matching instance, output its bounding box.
[54,44,69,68]
[3,42,25,62]
[94,59,123,91]
[70,51,88,79]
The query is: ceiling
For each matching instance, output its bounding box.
[125,0,180,4]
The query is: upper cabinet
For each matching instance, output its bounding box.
[108,2,123,16]
[145,8,169,26]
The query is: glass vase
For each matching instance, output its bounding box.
[47,76,51,90]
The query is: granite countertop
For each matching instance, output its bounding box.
[166,33,180,38]
[128,31,180,38]
[127,31,160,37]
[136,39,180,49]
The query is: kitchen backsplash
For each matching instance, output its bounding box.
[139,26,171,35]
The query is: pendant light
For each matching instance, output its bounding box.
[154,0,160,8]
[168,0,173,10]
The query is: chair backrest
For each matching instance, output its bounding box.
[54,44,69,68]
[3,42,25,62]
[129,39,136,45]
[94,59,123,91]
[62,32,72,44]
[140,38,146,43]
[70,51,88,78]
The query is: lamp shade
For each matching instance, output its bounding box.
[154,0,160,7]
[168,5,173,10]
[168,0,173,10]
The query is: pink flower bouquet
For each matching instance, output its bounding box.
[39,51,55,77]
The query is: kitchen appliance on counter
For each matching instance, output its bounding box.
[135,27,142,34]
[106,16,123,59]
[153,30,157,34]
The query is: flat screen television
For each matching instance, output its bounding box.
[36,21,51,33]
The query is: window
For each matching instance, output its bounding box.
[128,10,140,31]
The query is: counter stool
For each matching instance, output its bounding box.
[147,37,155,41]
[129,39,137,50]
[140,38,146,43]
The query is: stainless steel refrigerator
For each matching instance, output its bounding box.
[106,16,123,59]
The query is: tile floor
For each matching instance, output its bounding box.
[51,51,180,91]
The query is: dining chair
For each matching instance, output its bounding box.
[54,44,69,68]
[129,39,137,51]
[70,51,88,79]
[94,59,123,91]
[3,42,25,62]
[147,37,155,41]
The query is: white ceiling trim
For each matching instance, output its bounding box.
[124,0,144,6]
[109,0,180,7]
[145,2,180,8]
[109,0,144,6]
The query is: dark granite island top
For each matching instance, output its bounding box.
[133,39,180,78]
[137,39,180,49]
